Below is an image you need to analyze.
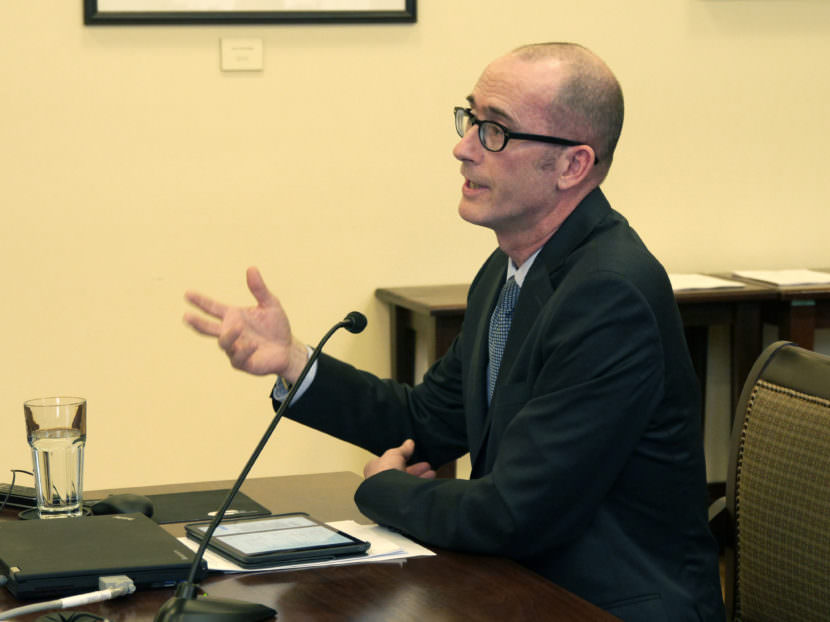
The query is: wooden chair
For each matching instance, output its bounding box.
[711,341,830,621]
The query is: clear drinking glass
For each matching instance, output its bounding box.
[23,397,87,518]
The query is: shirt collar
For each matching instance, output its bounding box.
[506,247,542,288]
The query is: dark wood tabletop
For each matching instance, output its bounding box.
[0,472,617,621]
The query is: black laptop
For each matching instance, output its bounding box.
[0,513,207,600]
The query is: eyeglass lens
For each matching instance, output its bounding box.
[454,108,505,152]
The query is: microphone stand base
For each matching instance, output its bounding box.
[155,593,276,622]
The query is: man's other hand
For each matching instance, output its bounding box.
[363,439,437,480]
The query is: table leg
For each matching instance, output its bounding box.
[731,302,763,418]
[390,306,416,386]
[432,316,464,479]
[778,300,817,350]
[433,316,464,365]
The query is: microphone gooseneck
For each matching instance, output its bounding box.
[155,311,367,622]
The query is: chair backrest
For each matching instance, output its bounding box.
[725,341,830,621]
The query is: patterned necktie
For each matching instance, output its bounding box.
[487,276,520,403]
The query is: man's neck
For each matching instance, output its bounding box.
[498,186,595,266]
[500,229,556,267]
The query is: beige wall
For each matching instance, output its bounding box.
[2,1,829,491]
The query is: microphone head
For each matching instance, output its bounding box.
[343,311,367,334]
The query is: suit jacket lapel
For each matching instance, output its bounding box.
[468,188,613,476]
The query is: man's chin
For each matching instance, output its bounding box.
[458,201,494,229]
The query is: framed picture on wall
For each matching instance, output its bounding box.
[83,0,417,25]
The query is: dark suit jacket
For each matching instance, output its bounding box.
[283,188,725,621]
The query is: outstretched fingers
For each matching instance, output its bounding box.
[185,290,228,318]
[183,291,228,337]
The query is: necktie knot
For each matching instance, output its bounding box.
[487,276,520,403]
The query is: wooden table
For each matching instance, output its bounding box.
[377,279,777,433]
[0,472,617,621]
[754,271,830,350]
[673,277,778,414]
[375,284,469,390]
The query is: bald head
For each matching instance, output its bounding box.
[511,43,624,174]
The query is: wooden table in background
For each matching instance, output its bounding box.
[674,277,778,415]
[0,472,617,621]
[746,270,830,350]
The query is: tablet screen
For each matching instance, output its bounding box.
[221,525,353,555]
[186,512,370,567]
[204,514,316,535]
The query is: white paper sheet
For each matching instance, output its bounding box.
[669,273,746,291]
[179,520,435,573]
[732,269,830,286]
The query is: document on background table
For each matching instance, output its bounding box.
[178,520,435,573]
[732,269,830,286]
[668,273,746,291]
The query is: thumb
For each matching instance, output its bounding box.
[246,266,276,307]
[397,438,416,459]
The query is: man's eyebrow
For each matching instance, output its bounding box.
[465,95,515,124]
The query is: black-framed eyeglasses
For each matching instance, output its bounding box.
[454,106,598,164]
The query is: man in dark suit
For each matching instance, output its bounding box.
[185,43,725,621]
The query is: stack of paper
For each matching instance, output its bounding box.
[732,269,830,286]
[669,273,745,292]
[179,520,435,573]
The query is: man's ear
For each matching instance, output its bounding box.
[556,145,596,190]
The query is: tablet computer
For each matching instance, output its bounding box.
[185,512,370,568]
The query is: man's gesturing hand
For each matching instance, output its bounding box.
[183,266,308,382]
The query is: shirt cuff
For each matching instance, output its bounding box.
[270,345,317,403]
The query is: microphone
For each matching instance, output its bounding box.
[343,310,367,334]
[155,311,368,622]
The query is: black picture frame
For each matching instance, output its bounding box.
[83,0,416,25]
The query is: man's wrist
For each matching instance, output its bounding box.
[272,345,317,403]
[282,339,310,385]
